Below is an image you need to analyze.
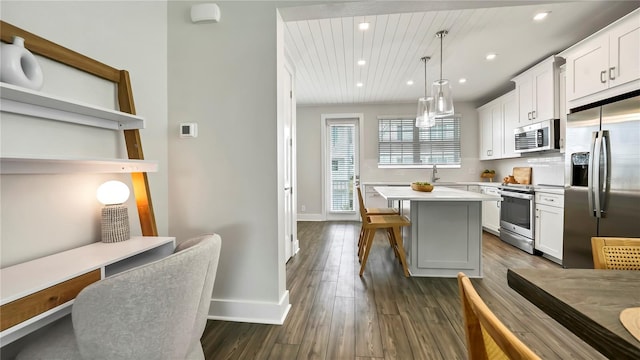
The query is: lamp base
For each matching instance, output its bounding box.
[101,205,130,243]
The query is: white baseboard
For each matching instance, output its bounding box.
[297,213,323,221]
[293,238,300,255]
[208,291,291,325]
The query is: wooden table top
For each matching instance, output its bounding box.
[507,268,640,359]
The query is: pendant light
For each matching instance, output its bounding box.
[416,56,435,128]
[432,30,454,117]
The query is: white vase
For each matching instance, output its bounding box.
[1,36,44,90]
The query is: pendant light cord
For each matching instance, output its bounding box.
[436,30,448,82]
[423,58,427,98]
[420,56,430,99]
[439,33,443,81]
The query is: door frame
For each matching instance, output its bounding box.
[283,54,299,262]
[320,113,363,221]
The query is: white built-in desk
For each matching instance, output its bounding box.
[0,236,175,346]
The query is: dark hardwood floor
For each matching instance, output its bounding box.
[201,221,605,359]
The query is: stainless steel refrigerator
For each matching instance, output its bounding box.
[563,92,640,268]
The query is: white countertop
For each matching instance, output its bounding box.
[362,181,501,187]
[374,186,501,202]
[534,187,566,195]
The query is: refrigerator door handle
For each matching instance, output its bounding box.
[601,130,611,216]
[593,131,604,218]
[588,131,598,217]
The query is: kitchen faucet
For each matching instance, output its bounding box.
[431,164,440,183]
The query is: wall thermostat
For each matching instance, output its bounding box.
[180,123,198,138]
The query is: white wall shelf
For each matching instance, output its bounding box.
[0,82,145,130]
[0,156,158,174]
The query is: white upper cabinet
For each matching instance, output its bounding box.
[512,56,562,125]
[477,90,519,160]
[562,9,640,108]
[558,65,567,153]
[501,91,519,158]
[478,101,499,160]
[609,12,640,88]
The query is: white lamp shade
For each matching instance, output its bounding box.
[97,181,130,205]
[191,3,221,23]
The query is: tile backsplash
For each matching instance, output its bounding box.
[487,152,565,185]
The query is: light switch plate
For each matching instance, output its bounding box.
[180,123,198,138]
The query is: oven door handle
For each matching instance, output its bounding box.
[498,191,534,200]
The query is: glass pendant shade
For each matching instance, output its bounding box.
[416,56,435,128]
[433,30,454,118]
[416,96,435,128]
[432,79,454,117]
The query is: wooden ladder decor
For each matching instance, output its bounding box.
[0,21,158,236]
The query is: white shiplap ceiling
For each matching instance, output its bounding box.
[282,1,639,106]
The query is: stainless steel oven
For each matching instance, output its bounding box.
[499,185,535,254]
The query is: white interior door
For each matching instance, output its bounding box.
[283,63,296,262]
[322,114,361,221]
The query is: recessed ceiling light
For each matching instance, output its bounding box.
[356,82,364,87]
[486,53,497,61]
[533,12,550,21]
[359,22,370,31]
[407,80,414,86]
[458,78,467,84]
[357,59,366,66]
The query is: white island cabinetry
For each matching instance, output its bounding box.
[374,186,500,278]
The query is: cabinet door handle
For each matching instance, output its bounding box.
[609,67,616,80]
[528,112,532,120]
[600,70,607,83]
[532,110,536,119]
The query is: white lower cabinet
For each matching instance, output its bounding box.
[480,186,500,236]
[535,191,564,263]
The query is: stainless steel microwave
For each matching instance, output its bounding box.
[514,119,560,153]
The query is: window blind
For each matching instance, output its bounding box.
[378,116,461,167]
[329,124,355,211]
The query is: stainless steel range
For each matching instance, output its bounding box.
[498,184,535,254]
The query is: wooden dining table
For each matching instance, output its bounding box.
[507,268,640,359]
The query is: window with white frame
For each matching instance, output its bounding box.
[378,116,461,168]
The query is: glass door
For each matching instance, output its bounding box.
[324,116,360,221]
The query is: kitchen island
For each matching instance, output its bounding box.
[374,186,500,277]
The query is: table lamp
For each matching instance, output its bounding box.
[97,180,130,243]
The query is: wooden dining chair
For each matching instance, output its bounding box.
[591,237,640,270]
[457,272,541,360]
[359,213,411,277]
[356,186,410,276]
[356,186,399,254]
[356,186,399,216]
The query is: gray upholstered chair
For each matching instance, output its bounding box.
[175,234,222,360]
[17,234,222,360]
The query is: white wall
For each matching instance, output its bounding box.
[167,1,289,323]
[296,101,483,217]
[0,1,168,267]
